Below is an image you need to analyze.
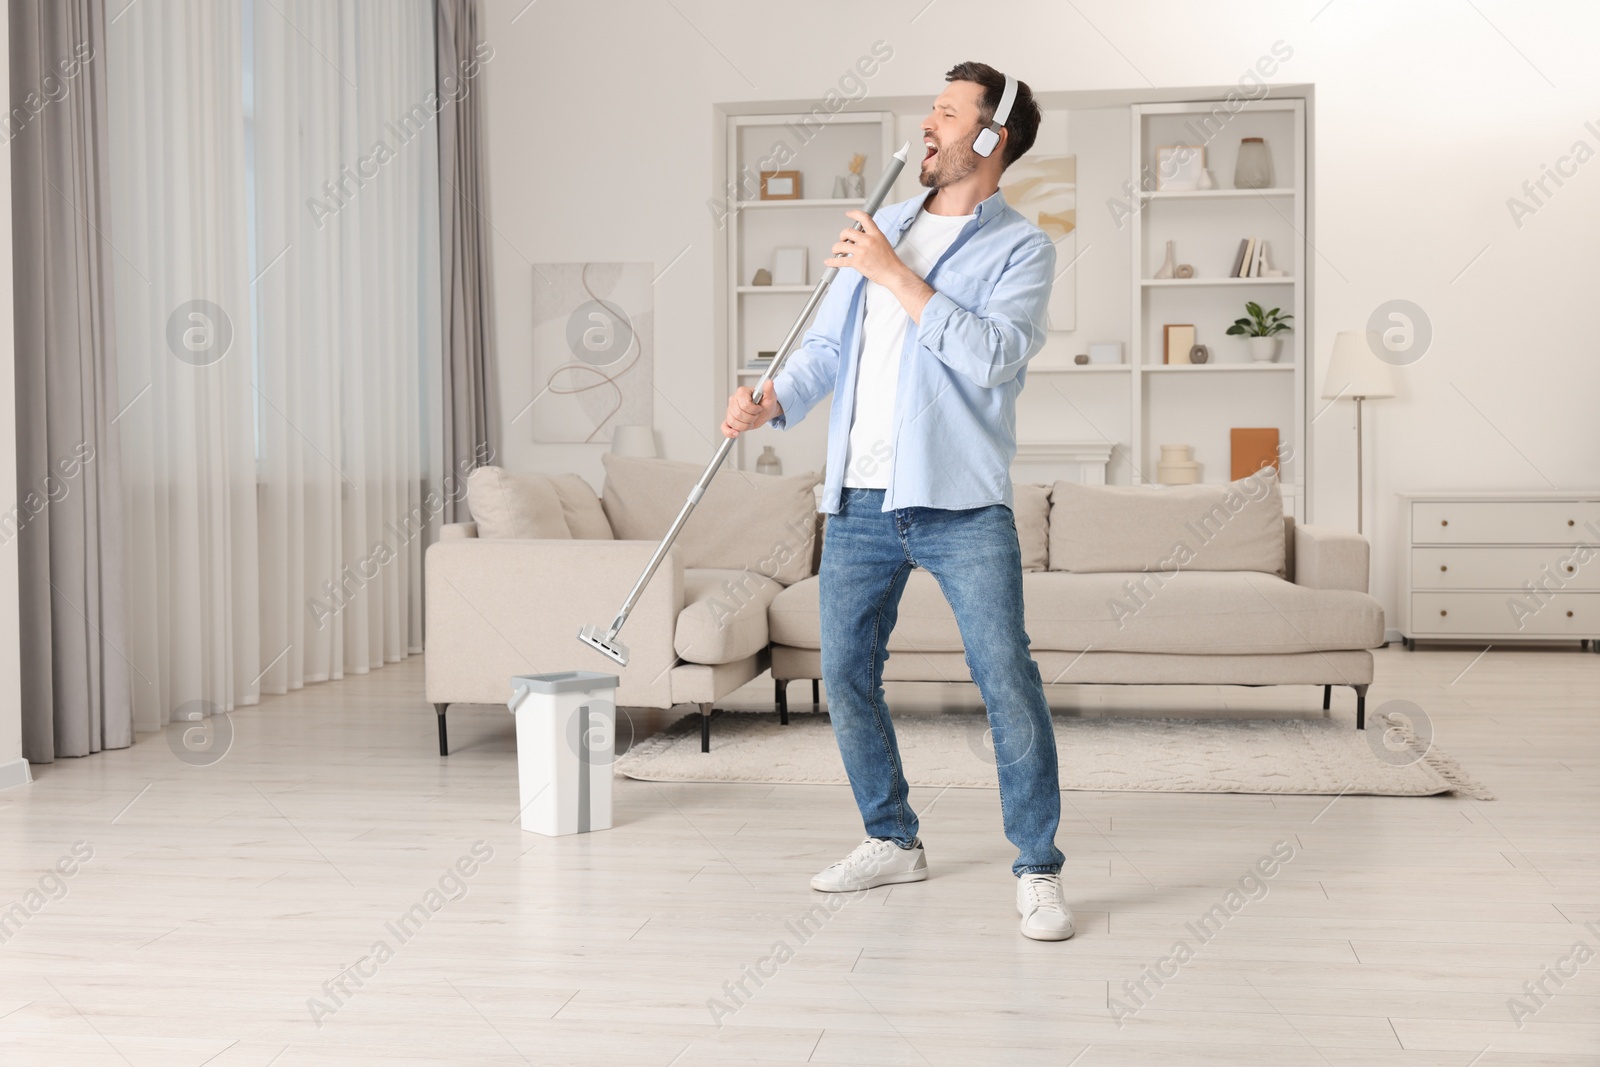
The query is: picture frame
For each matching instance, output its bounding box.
[1163,324,1195,364]
[771,247,807,286]
[1087,341,1123,365]
[1155,145,1205,191]
[759,170,802,200]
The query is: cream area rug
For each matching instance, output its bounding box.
[615,710,1493,799]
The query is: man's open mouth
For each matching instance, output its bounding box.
[923,142,938,164]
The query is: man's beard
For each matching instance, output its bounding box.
[919,134,982,189]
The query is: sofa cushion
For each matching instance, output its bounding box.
[1050,468,1286,577]
[1021,570,1382,655]
[768,568,1382,656]
[466,467,570,539]
[675,568,783,665]
[601,454,820,585]
[550,473,613,539]
[770,570,967,654]
[1013,483,1050,572]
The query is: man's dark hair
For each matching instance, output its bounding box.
[943,61,1040,169]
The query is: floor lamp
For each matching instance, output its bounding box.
[1320,331,1397,534]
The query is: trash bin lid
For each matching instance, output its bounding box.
[510,670,619,695]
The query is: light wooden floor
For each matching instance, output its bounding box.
[1,644,1597,1065]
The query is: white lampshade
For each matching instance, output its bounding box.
[1321,330,1398,400]
[609,424,657,457]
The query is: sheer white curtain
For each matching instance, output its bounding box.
[251,0,439,693]
[109,1,261,729]
[109,0,440,728]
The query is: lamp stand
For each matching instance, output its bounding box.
[1354,395,1366,535]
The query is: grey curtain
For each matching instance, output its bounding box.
[435,0,498,521]
[9,0,131,761]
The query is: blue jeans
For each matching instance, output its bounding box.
[819,487,1064,877]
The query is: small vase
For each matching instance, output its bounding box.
[1234,137,1274,189]
[1153,239,1176,280]
[1248,336,1281,363]
[756,445,782,475]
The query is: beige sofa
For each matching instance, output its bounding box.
[424,458,1385,755]
[424,456,823,754]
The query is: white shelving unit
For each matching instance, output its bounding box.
[1128,99,1309,517]
[708,92,1312,496]
[719,111,896,472]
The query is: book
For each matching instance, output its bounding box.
[1251,238,1266,277]
[1238,237,1256,278]
[1231,427,1281,480]
[1230,238,1249,279]
[1164,324,1195,365]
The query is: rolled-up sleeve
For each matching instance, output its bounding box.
[916,234,1056,388]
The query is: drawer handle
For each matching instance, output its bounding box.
[1440,519,1448,527]
[1569,519,1576,527]
[1568,610,1575,618]
[1440,565,1448,572]
[1440,609,1448,617]
[1567,565,1576,573]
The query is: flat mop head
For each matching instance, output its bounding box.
[577,624,630,666]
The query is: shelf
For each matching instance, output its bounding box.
[736,368,774,377]
[734,198,862,209]
[735,285,813,294]
[1132,479,1303,494]
[1139,188,1295,200]
[1143,363,1293,372]
[1033,363,1132,372]
[1141,278,1292,287]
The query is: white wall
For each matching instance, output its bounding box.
[0,8,27,788]
[478,0,1600,624]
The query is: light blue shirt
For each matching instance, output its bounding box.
[770,186,1056,514]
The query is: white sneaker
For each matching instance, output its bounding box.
[810,837,928,893]
[1017,872,1075,941]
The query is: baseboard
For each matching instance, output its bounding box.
[0,757,33,791]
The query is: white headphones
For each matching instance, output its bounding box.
[971,73,1018,158]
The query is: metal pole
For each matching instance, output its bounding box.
[1355,394,1365,535]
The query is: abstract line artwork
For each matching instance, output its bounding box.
[531,262,653,442]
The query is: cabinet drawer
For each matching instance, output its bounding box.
[1411,500,1600,545]
[1411,546,1600,591]
[1411,591,1600,636]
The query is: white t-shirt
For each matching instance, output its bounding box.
[842,207,973,489]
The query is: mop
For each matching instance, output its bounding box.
[578,141,913,666]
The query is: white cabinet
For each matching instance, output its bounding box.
[1396,491,1600,648]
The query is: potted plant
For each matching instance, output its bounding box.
[1225,301,1293,362]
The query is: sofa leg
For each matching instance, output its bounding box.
[812,679,820,707]
[434,703,450,757]
[700,702,712,753]
[1353,685,1368,730]
[775,679,788,725]
[1322,685,1332,711]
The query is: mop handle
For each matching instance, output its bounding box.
[602,143,912,640]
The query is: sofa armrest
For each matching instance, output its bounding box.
[425,538,684,709]
[440,522,478,540]
[1293,524,1370,592]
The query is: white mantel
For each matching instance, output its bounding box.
[1011,442,1115,486]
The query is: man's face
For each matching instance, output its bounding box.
[919,80,989,190]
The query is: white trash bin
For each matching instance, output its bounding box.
[507,671,619,836]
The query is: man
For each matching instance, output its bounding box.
[721,62,1070,941]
